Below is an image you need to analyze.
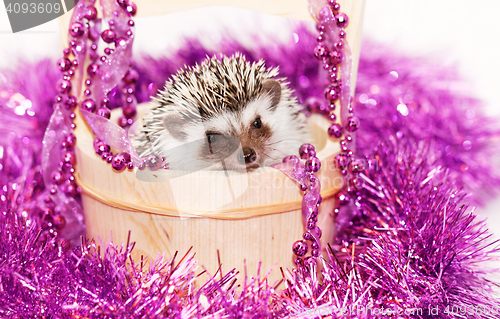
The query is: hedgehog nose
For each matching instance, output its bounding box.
[242,147,257,164]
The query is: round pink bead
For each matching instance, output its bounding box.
[94,139,110,155]
[112,153,127,171]
[329,50,342,65]
[337,191,350,205]
[82,99,96,113]
[64,95,77,110]
[123,105,136,118]
[57,79,72,94]
[101,30,116,44]
[292,240,308,256]
[57,58,71,72]
[85,6,97,20]
[63,151,76,165]
[64,182,78,196]
[306,157,321,173]
[87,63,99,77]
[126,2,137,16]
[328,123,343,139]
[146,154,162,171]
[51,171,64,185]
[299,143,315,159]
[69,22,84,38]
[345,116,360,132]
[335,12,349,28]
[97,107,111,119]
[65,133,76,147]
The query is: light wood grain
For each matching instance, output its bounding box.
[82,193,322,285]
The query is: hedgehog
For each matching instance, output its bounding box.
[132,53,309,171]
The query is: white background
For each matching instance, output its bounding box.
[1,0,499,258]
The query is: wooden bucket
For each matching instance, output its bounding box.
[66,0,365,284]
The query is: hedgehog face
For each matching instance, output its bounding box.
[155,87,280,171]
[194,80,282,170]
[133,54,309,171]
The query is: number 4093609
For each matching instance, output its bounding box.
[6,2,61,14]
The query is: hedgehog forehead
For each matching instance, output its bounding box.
[202,111,239,135]
[162,54,281,120]
[202,95,275,136]
[170,75,271,118]
[240,95,275,126]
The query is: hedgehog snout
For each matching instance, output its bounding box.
[239,147,257,165]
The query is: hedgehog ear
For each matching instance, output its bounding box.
[162,114,188,141]
[261,79,281,111]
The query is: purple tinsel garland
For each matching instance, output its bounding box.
[1,26,499,317]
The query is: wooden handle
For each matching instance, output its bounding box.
[58,0,365,97]
[133,0,313,20]
[58,0,365,48]
[58,0,313,47]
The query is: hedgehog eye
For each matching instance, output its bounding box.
[206,133,220,144]
[253,117,262,129]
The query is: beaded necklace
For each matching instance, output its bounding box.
[289,0,358,265]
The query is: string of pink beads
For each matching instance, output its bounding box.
[314,1,362,206]
[90,11,168,172]
[42,2,104,240]
[292,0,359,263]
[289,143,323,266]
[77,0,162,172]
[44,0,141,238]
[315,2,349,137]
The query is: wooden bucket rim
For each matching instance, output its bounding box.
[75,168,339,219]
